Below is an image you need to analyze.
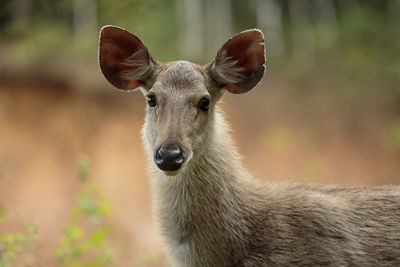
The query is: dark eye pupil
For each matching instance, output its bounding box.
[199,97,210,111]
[147,95,156,108]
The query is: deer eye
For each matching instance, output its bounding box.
[198,97,210,111]
[147,94,157,108]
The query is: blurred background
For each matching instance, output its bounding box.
[0,0,400,265]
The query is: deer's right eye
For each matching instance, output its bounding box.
[147,94,157,108]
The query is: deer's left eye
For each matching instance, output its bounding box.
[147,94,157,108]
[198,97,210,111]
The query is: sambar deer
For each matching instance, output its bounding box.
[98,26,400,266]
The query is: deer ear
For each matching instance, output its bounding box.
[209,29,265,94]
[99,25,157,91]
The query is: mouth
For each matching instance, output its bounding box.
[163,170,181,176]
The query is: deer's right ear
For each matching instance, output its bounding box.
[99,26,157,91]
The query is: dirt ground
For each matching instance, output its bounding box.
[0,78,399,266]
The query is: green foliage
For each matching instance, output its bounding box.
[272,3,400,95]
[1,0,399,91]
[4,20,69,54]
[0,159,120,267]
[0,171,38,267]
[97,0,180,61]
[0,206,38,267]
[55,157,116,267]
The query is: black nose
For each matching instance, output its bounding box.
[154,144,185,171]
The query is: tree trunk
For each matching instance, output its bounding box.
[177,0,206,61]
[205,0,233,60]
[73,0,98,44]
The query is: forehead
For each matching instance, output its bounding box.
[154,61,205,93]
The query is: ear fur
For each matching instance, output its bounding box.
[98,25,157,91]
[209,29,265,94]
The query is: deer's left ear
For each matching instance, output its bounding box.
[208,29,265,94]
[99,25,157,91]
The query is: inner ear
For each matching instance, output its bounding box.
[99,25,157,91]
[208,29,265,94]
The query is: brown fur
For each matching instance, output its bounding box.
[99,26,400,266]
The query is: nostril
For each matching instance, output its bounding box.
[175,155,184,165]
[155,148,163,164]
[175,149,184,163]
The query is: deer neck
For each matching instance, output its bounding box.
[148,110,252,251]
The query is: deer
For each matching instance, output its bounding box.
[98,26,400,266]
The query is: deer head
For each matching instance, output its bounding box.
[99,26,265,176]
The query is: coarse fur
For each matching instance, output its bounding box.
[99,26,400,266]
